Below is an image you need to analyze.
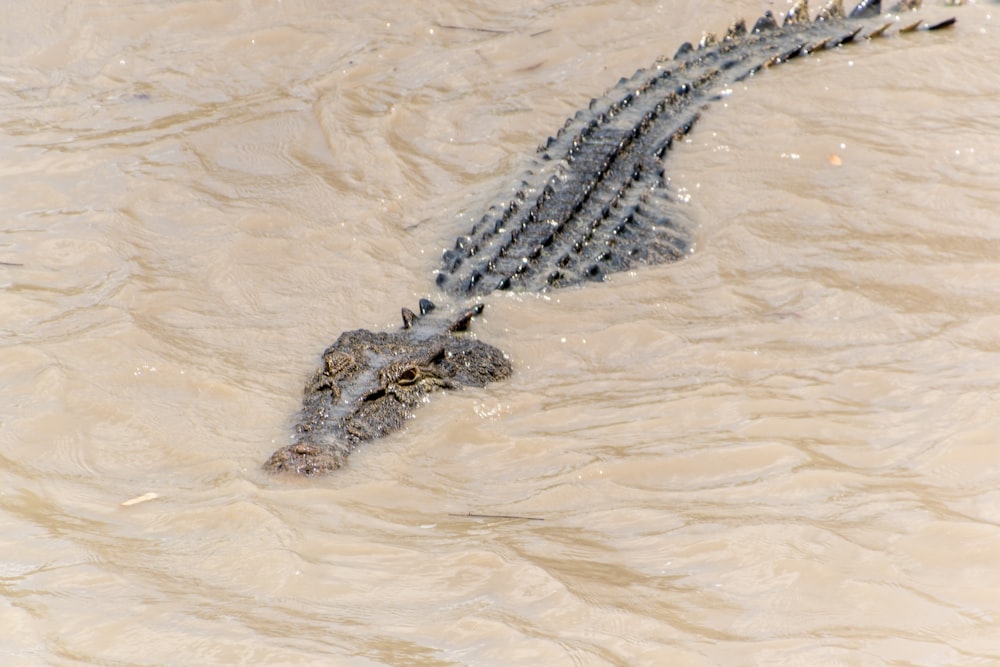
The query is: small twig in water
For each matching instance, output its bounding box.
[448,512,543,521]
[120,492,159,507]
[434,23,511,35]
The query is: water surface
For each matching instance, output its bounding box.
[2,1,999,664]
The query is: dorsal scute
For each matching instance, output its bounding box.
[752,11,779,33]
[866,21,894,38]
[784,0,811,26]
[725,19,748,41]
[816,1,845,21]
[418,298,436,315]
[849,0,882,19]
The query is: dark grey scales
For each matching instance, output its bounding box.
[264,0,956,476]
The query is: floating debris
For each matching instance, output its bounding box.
[120,492,159,507]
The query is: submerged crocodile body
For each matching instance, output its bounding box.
[264,0,955,476]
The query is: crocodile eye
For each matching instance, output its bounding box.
[397,367,421,385]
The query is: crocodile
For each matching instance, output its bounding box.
[263,0,956,476]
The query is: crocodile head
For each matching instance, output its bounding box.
[263,300,511,476]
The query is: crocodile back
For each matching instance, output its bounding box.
[434,0,952,297]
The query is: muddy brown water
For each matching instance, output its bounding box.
[2,1,1000,665]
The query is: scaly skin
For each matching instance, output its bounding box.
[435,0,954,297]
[265,303,511,475]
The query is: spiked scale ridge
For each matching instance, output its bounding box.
[435,0,955,297]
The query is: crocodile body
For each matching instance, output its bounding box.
[264,0,955,476]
